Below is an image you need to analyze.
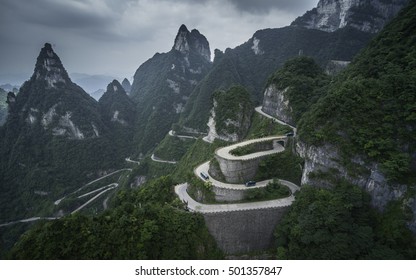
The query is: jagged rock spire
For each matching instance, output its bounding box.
[106,79,127,95]
[172,24,211,61]
[31,43,71,88]
[121,78,131,93]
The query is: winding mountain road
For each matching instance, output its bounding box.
[54,168,131,205]
[202,135,213,143]
[194,161,298,192]
[71,183,118,214]
[175,183,296,213]
[3,165,135,227]
[151,153,177,164]
[125,157,140,165]
[255,106,297,135]
[175,106,301,213]
[168,130,198,140]
[215,135,285,161]
[0,217,58,228]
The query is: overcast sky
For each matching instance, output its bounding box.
[0,0,317,85]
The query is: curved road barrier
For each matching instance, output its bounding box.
[175,106,300,213]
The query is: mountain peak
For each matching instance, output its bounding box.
[32,43,71,88]
[106,79,127,95]
[121,78,131,93]
[173,24,211,61]
[291,0,409,33]
[178,24,189,33]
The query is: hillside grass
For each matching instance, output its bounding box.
[153,133,196,162]
[246,113,292,139]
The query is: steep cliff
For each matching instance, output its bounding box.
[181,26,373,132]
[99,80,137,154]
[130,24,212,154]
[261,57,329,126]
[296,1,416,231]
[205,86,253,143]
[0,44,121,223]
[292,0,409,33]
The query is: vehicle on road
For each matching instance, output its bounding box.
[245,181,256,187]
[200,172,209,180]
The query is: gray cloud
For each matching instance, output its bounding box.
[0,0,317,86]
[3,0,112,28]
[227,0,316,14]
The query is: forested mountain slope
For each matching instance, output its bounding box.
[0,44,123,223]
[297,0,416,230]
[130,25,212,154]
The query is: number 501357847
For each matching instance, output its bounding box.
[228,266,282,276]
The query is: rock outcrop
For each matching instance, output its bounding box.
[99,79,136,127]
[130,24,212,153]
[121,78,131,94]
[261,85,294,126]
[292,0,409,33]
[173,24,211,61]
[206,86,253,143]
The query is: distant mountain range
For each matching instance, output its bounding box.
[1,0,414,259]
[70,73,127,100]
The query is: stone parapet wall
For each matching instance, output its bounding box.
[203,207,289,254]
[215,155,263,183]
[211,185,246,202]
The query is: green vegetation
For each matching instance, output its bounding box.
[130,35,212,154]
[3,5,415,260]
[268,56,330,124]
[187,176,216,204]
[182,26,373,131]
[153,133,195,162]
[230,140,274,156]
[8,176,223,259]
[245,179,291,201]
[56,170,131,215]
[298,2,416,182]
[255,139,303,185]
[0,45,137,255]
[213,85,253,139]
[275,182,416,259]
[122,157,176,185]
[181,52,244,130]
[246,113,292,139]
[98,80,137,156]
[173,139,227,181]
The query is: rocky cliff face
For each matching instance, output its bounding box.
[295,1,416,232]
[99,80,136,127]
[206,99,246,143]
[297,140,416,232]
[261,85,294,126]
[130,24,212,153]
[325,60,351,75]
[206,86,253,143]
[0,43,123,224]
[121,78,131,94]
[173,24,211,62]
[261,57,329,127]
[292,0,409,33]
[5,43,104,140]
[205,99,245,143]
